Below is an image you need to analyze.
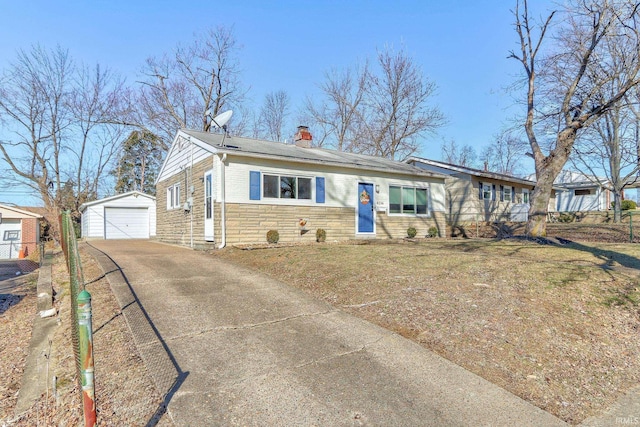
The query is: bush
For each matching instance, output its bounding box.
[622,200,637,210]
[316,228,326,243]
[427,226,438,238]
[266,230,279,244]
[407,227,417,238]
[557,212,575,223]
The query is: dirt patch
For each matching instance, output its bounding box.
[214,238,640,424]
[1,247,173,426]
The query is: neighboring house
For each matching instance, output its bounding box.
[155,127,447,248]
[406,157,554,224]
[553,170,619,212]
[0,204,42,259]
[80,191,156,239]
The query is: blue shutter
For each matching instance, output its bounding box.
[316,177,325,203]
[512,187,516,202]
[479,182,483,199]
[492,184,496,201]
[250,171,261,200]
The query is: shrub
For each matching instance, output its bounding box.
[622,200,637,210]
[266,230,279,244]
[427,226,438,238]
[316,228,326,243]
[557,212,575,223]
[407,227,417,238]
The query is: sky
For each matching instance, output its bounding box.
[0,0,552,205]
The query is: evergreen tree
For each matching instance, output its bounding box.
[111,131,162,195]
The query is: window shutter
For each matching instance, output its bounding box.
[492,184,496,201]
[479,182,483,200]
[500,185,504,202]
[316,177,325,203]
[250,171,261,200]
[512,187,516,202]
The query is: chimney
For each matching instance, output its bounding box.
[294,126,312,148]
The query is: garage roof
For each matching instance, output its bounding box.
[79,191,156,212]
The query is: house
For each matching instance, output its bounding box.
[406,157,555,224]
[0,204,42,259]
[80,191,156,239]
[155,127,447,248]
[553,170,620,212]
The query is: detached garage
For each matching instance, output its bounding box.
[80,191,156,239]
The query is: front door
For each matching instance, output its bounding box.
[357,183,375,234]
[204,171,214,241]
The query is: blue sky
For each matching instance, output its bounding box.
[0,1,550,205]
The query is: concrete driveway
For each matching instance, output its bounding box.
[86,240,565,427]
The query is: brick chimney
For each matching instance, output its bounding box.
[294,126,312,148]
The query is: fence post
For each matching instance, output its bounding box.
[77,290,96,426]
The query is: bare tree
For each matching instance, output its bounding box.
[571,98,640,222]
[364,47,445,160]
[136,26,246,149]
[305,62,369,151]
[306,46,444,160]
[0,45,127,235]
[480,130,528,176]
[259,90,290,141]
[440,139,477,167]
[510,0,640,237]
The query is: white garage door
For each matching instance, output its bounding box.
[104,207,149,239]
[0,219,22,259]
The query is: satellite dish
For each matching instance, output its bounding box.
[211,110,233,129]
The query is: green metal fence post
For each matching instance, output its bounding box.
[77,290,96,426]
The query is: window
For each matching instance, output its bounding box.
[389,186,428,215]
[482,183,492,200]
[166,183,181,209]
[263,174,312,200]
[522,189,530,204]
[503,186,512,202]
[3,230,20,241]
[575,188,593,196]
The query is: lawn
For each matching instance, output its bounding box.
[214,238,640,424]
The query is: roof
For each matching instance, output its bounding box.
[0,204,43,219]
[407,157,537,187]
[176,129,446,179]
[79,191,156,212]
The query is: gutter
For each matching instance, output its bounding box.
[218,153,227,249]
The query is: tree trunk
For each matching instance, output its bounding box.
[526,129,577,237]
[613,191,622,223]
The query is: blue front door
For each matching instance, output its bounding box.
[357,183,375,233]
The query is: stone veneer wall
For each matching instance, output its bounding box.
[376,211,446,238]
[156,157,212,248]
[222,203,446,245]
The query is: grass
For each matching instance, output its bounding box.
[214,238,640,424]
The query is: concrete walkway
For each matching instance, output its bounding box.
[87,240,566,426]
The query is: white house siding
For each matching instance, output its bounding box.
[556,189,604,212]
[223,156,445,213]
[156,136,212,184]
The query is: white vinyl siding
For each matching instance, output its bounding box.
[223,159,445,214]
